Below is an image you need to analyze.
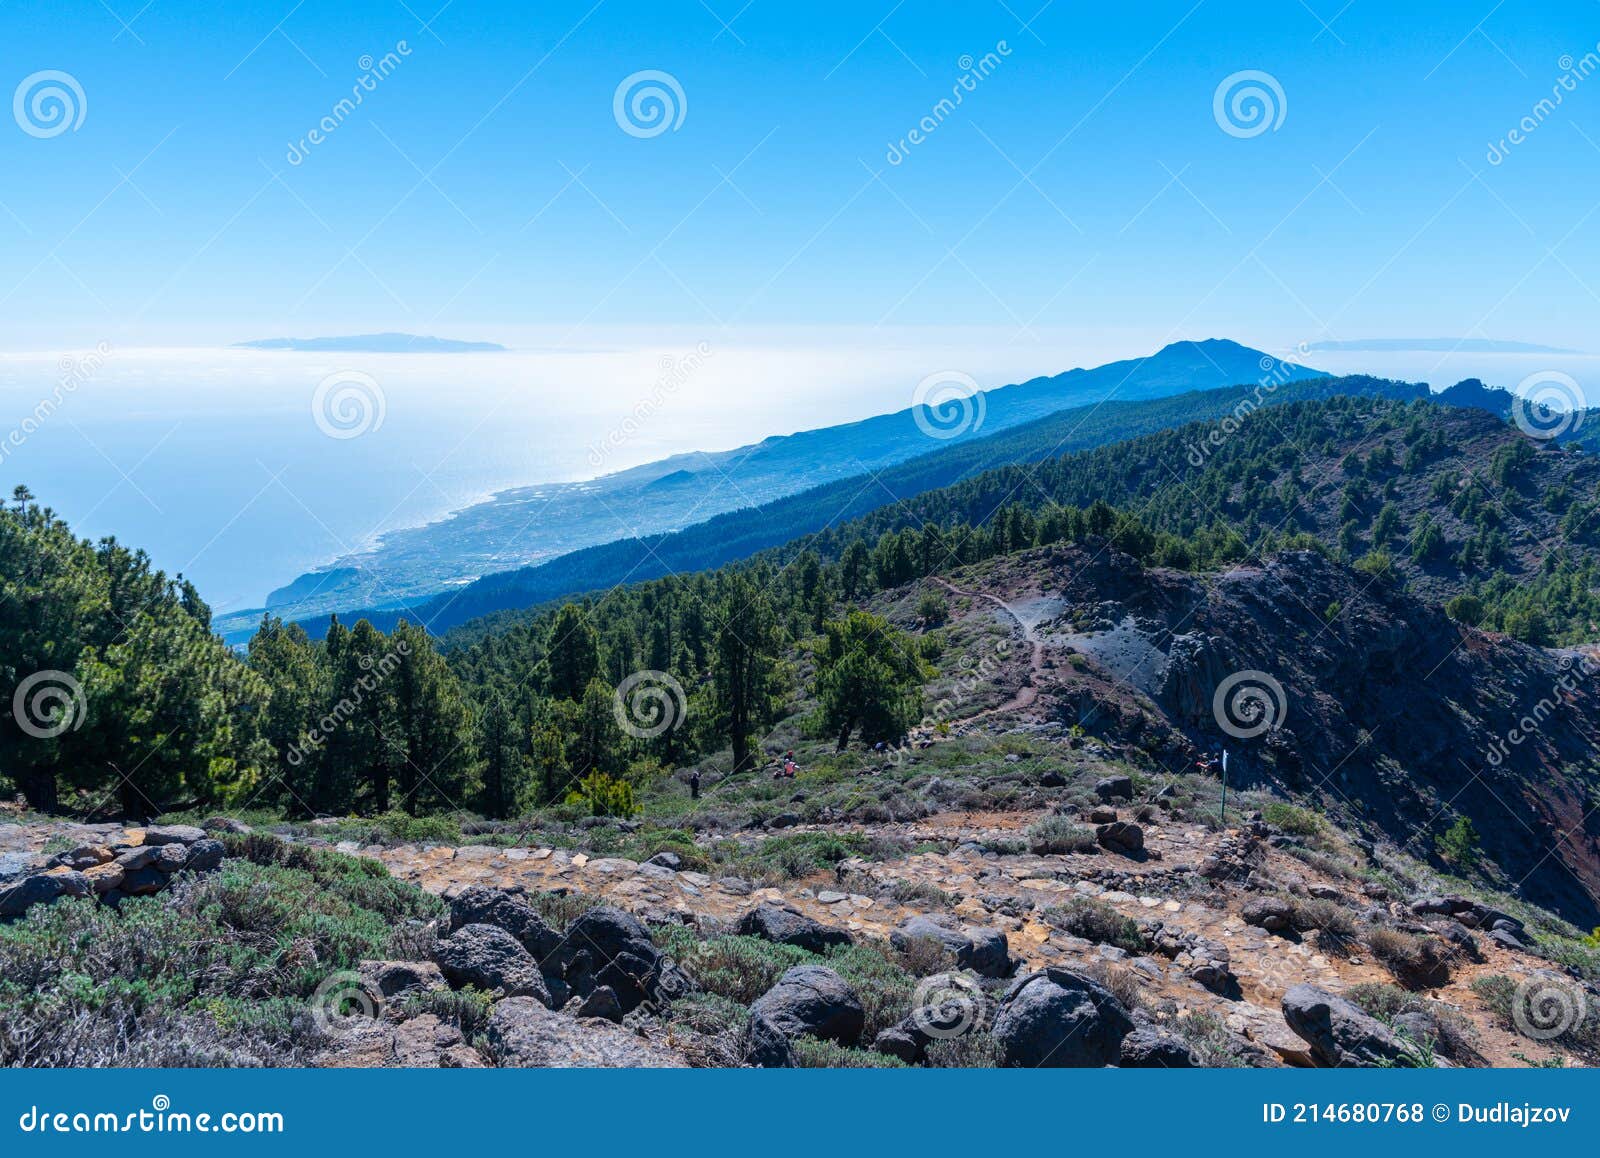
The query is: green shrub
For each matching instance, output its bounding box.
[1365,928,1453,990]
[1041,897,1148,953]
[1026,816,1098,855]
[791,1039,907,1068]
[1260,802,1323,837]
[823,942,917,1041]
[657,931,812,1005]
[0,840,442,1067]
[567,771,638,818]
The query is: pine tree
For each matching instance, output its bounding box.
[540,603,600,701]
[713,573,779,773]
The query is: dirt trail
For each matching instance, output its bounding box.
[930,576,1046,722]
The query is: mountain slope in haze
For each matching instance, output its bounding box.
[223,339,1319,636]
[288,373,1424,641]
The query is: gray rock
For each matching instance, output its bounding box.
[1095,821,1145,854]
[184,838,226,872]
[645,852,682,869]
[750,965,866,1045]
[115,846,160,871]
[742,1013,795,1068]
[433,924,552,1006]
[872,1026,923,1064]
[1242,896,1295,933]
[142,824,207,846]
[555,906,695,1013]
[152,844,191,873]
[1095,775,1134,802]
[1487,927,1526,951]
[484,997,687,1067]
[737,902,853,954]
[1409,895,1525,939]
[1281,984,1421,1068]
[447,885,560,960]
[1119,1024,1199,1068]
[0,873,66,918]
[202,816,252,835]
[359,959,448,1000]
[574,985,624,1023]
[890,914,1014,978]
[992,967,1135,1067]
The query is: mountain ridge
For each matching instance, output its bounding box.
[219,339,1318,639]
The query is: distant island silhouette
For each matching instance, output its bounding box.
[234,332,506,353]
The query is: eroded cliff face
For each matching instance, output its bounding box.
[1012,543,1600,927]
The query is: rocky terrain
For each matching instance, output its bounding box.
[4,542,1599,1070]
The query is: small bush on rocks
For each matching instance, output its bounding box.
[1026,816,1098,855]
[791,1039,908,1068]
[1042,898,1149,953]
[1365,927,1454,989]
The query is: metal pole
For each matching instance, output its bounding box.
[1220,749,1228,825]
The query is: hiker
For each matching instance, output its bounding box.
[688,769,701,800]
[783,757,798,778]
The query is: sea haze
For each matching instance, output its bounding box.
[0,337,1091,612]
[5,337,1591,620]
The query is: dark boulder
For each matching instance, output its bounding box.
[872,1025,924,1064]
[183,838,226,872]
[992,967,1135,1067]
[742,1013,795,1068]
[1095,821,1145,855]
[1281,984,1420,1068]
[0,873,68,918]
[1119,1024,1199,1068]
[1242,896,1295,933]
[750,965,866,1045]
[737,902,853,954]
[433,924,552,1006]
[890,915,1014,978]
[554,906,694,1013]
[448,885,560,960]
[574,985,624,1023]
[1095,775,1134,802]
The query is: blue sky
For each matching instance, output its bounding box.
[2,0,1598,352]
